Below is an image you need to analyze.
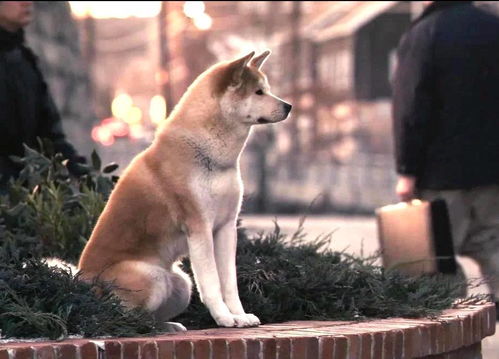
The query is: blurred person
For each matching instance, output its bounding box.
[0,1,86,192]
[392,1,499,308]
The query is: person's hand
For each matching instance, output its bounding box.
[396,175,416,202]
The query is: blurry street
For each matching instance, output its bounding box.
[240,214,499,358]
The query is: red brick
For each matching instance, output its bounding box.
[347,334,361,359]
[472,313,482,344]
[276,339,291,359]
[0,304,493,359]
[360,333,372,359]
[403,327,420,358]
[372,333,383,359]
[13,347,34,359]
[319,337,334,359]
[481,307,490,338]
[246,339,261,359]
[228,339,245,359]
[486,305,496,336]
[262,339,276,359]
[56,344,76,359]
[383,331,395,359]
[333,336,348,359]
[452,319,464,351]
[79,343,98,359]
[291,337,308,359]
[35,346,55,359]
[140,342,158,359]
[308,337,319,359]
[461,315,473,347]
[212,339,227,359]
[105,342,122,359]
[122,341,139,359]
[444,320,456,352]
[487,304,498,335]
[156,340,174,359]
[457,316,466,349]
[426,322,439,354]
[393,330,403,359]
[174,341,193,359]
[193,340,211,359]
[418,326,431,357]
[435,320,448,353]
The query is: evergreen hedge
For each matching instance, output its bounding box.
[0,144,485,340]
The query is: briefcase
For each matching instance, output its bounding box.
[376,199,457,276]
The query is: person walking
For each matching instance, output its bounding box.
[0,1,86,192]
[392,1,499,307]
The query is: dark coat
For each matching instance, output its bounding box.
[392,1,499,190]
[0,27,84,185]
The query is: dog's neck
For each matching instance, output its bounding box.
[160,111,251,173]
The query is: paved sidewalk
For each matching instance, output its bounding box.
[240,214,499,358]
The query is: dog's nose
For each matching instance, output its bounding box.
[283,102,292,114]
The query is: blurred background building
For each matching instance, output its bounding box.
[26,1,499,214]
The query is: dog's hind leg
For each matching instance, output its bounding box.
[152,263,192,332]
[91,261,191,332]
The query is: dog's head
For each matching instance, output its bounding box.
[214,50,292,126]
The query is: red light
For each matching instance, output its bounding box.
[101,117,129,137]
[91,125,115,146]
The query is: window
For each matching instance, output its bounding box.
[319,48,352,92]
[333,49,352,91]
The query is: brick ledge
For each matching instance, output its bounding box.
[0,303,495,359]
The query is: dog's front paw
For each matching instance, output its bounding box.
[214,313,236,327]
[232,313,260,328]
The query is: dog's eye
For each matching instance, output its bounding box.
[255,89,264,95]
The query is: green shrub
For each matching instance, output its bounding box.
[0,141,117,262]
[0,143,156,340]
[175,223,479,329]
[0,255,156,340]
[0,145,487,339]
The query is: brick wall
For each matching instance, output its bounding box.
[0,303,495,359]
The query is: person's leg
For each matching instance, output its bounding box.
[419,189,471,295]
[461,185,499,303]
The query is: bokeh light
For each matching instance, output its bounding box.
[149,95,167,126]
[183,1,205,19]
[111,93,133,120]
[69,1,162,19]
[124,106,143,126]
[91,125,115,146]
[193,13,213,31]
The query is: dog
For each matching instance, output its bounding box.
[78,50,292,331]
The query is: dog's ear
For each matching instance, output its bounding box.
[250,50,271,70]
[228,51,255,86]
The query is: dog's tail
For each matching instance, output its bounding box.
[44,257,79,275]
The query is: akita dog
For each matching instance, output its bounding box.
[78,51,292,331]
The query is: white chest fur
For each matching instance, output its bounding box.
[192,166,243,230]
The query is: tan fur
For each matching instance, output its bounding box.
[78,51,291,329]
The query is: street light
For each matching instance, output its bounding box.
[183,1,205,18]
[183,1,212,31]
[149,95,167,126]
[111,93,133,120]
[193,12,212,31]
[69,1,161,19]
